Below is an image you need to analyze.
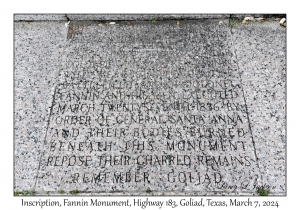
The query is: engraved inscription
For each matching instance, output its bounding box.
[36,21,260,193]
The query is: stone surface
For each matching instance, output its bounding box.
[14,14,67,21]
[14,14,285,21]
[14,14,230,21]
[14,21,68,190]
[14,17,286,196]
[37,20,259,195]
[231,14,265,19]
[232,20,286,194]
[66,14,229,21]
[231,14,286,19]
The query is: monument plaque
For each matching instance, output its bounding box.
[15,16,286,196]
[35,20,258,194]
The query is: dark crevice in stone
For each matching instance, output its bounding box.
[262,14,286,18]
[65,14,71,21]
[230,14,286,20]
[229,15,233,34]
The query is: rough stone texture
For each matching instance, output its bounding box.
[14,14,285,21]
[14,21,68,190]
[231,14,265,19]
[66,14,230,21]
[14,17,286,196]
[34,20,261,195]
[231,14,286,19]
[14,14,67,21]
[14,14,230,21]
[232,21,286,195]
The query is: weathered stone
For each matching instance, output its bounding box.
[14,21,68,190]
[37,20,258,195]
[66,14,230,21]
[14,16,286,196]
[14,14,67,21]
[14,14,230,21]
[232,20,286,195]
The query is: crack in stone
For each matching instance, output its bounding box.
[65,14,70,21]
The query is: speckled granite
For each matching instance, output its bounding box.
[14,14,67,21]
[66,14,230,21]
[231,14,285,19]
[14,14,230,21]
[232,20,286,195]
[231,14,264,19]
[14,17,286,196]
[14,14,283,21]
[14,21,68,190]
[32,20,261,195]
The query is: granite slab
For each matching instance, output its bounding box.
[14,17,286,196]
[232,20,286,195]
[14,14,229,21]
[14,14,67,21]
[66,14,230,21]
[14,21,68,191]
[35,20,260,195]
